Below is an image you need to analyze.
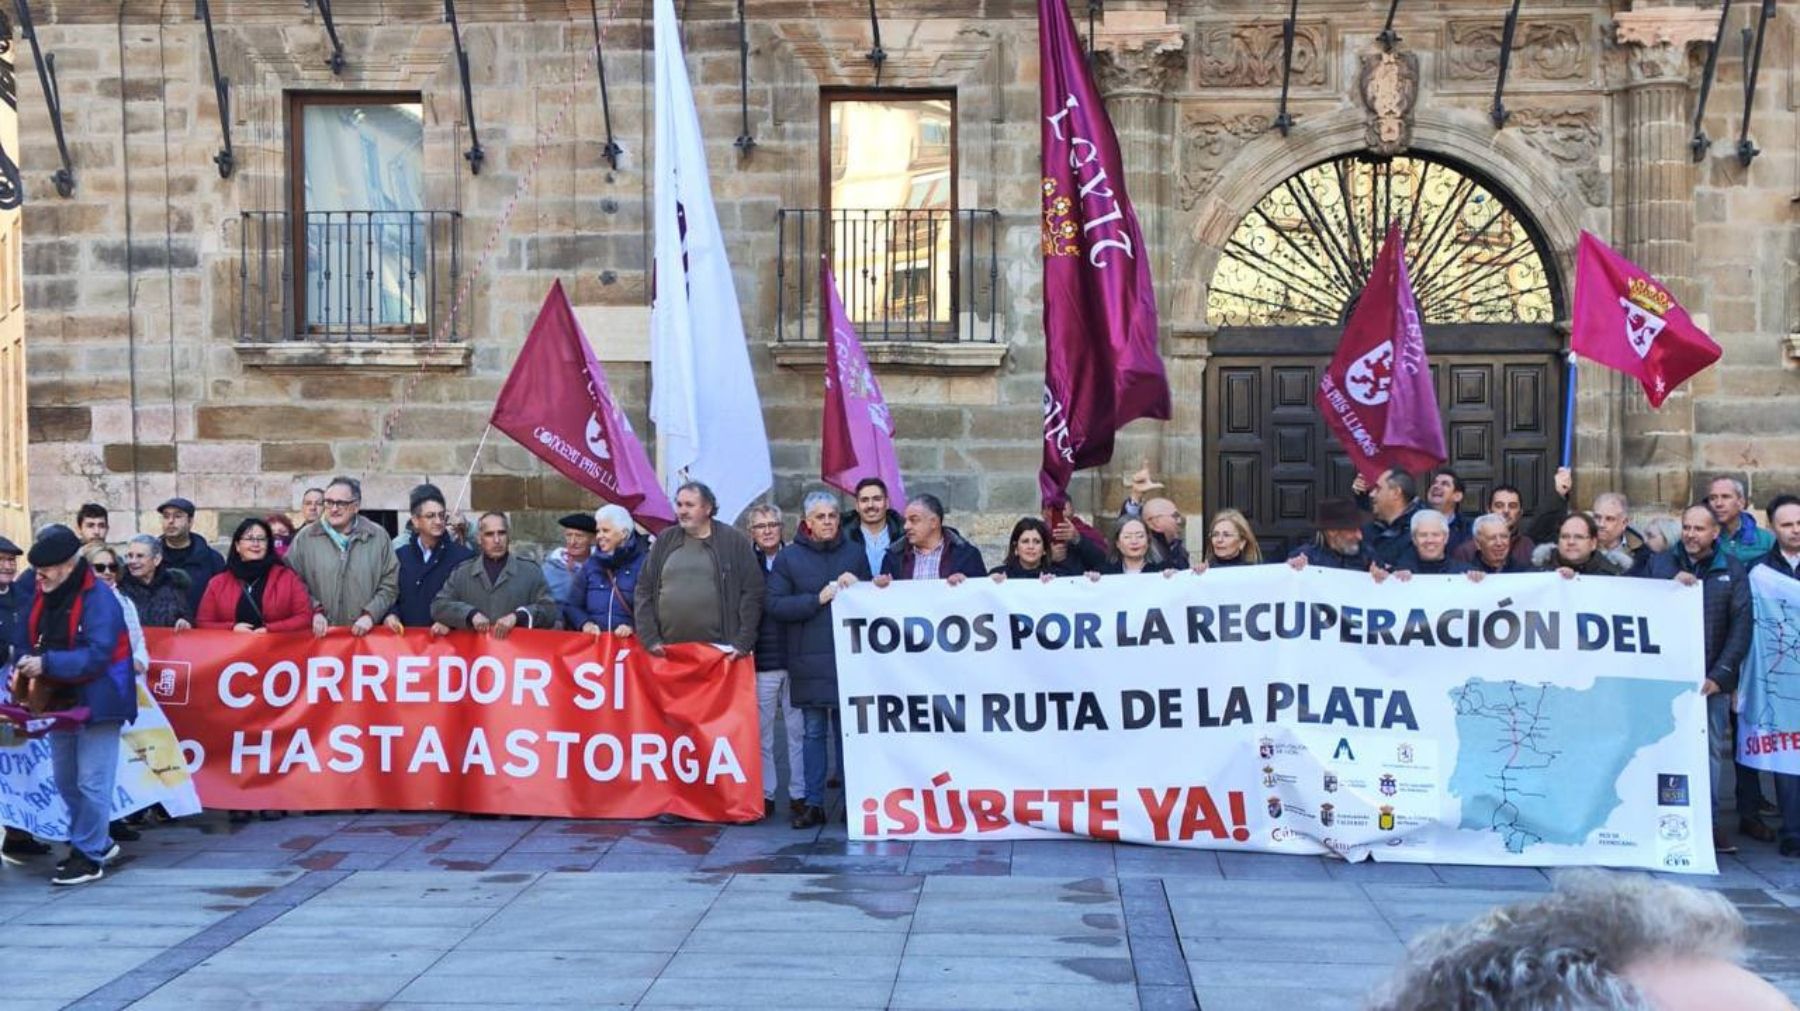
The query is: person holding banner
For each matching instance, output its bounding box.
[287,476,399,638]
[1465,514,1531,575]
[1533,514,1628,579]
[1451,485,1539,569]
[875,494,986,585]
[8,526,136,886]
[197,518,314,634]
[542,512,598,624]
[1648,505,1757,853]
[120,536,193,631]
[1754,494,1800,857]
[429,513,559,639]
[635,482,764,659]
[1200,509,1262,568]
[1389,511,1472,579]
[388,487,475,632]
[767,491,871,829]
[1287,499,1380,573]
[571,504,649,640]
[991,518,1079,581]
[1101,518,1174,576]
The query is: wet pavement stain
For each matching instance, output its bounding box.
[1055,934,1125,948]
[295,851,347,871]
[341,823,436,837]
[277,835,329,851]
[1081,912,1123,930]
[479,873,534,884]
[1058,892,1115,905]
[1056,957,1136,984]
[201,886,276,899]
[787,877,919,920]
[434,858,493,871]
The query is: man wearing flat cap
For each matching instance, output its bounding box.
[8,526,137,885]
[1288,498,1382,574]
[156,497,224,615]
[543,511,598,630]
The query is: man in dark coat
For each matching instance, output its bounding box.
[1288,498,1379,572]
[848,477,904,580]
[1360,469,1426,571]
[1647,505,1756,854]
[386,487,474,631]
[767,491,871,829]
[747,503,803,820]
[155,497,224,615]
[877,494,985,583]
[635,481,763,657]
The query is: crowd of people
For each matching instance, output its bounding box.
[1,462,1797,884]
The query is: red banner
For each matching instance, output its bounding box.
[142,629,763,822]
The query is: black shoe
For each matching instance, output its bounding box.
[763,796,775,819]
[228,811,252,824]
[109,820,141,843]
[257,810,287,821]
[789,805,826,829]
[1740,818,1778,844]
[1780,838,1800,858]
[1,831,51,863]
[52,853,104,886]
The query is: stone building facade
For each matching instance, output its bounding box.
[7,0,1799,555]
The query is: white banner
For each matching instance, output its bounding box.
[0,679,203,840]
[835,567,1716,874]
[1739,565,1800,775]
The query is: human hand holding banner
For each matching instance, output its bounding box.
[143,629,763,822]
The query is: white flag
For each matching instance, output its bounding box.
[649,0,772,523]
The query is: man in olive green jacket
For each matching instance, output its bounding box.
[635,481,762,657]
[429,512,559,637]
[286,476,400,637]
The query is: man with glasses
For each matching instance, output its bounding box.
[298,488,326,529]
[286,476,399,638]
[747,504,804,820]
[387,485,474,632]
[156,497,224,615]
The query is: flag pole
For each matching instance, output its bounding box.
[452,424,493,517]
[1560,354,1578,469]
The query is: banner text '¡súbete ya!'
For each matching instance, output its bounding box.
[841,600,1664,656]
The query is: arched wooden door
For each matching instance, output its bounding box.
[0,39,25,543]
[1203,153,1564,560]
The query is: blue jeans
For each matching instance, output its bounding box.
[802,707,833,808]
[1777,773,1800,846]
[50,721,121,861]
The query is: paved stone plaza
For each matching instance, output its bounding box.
[2,811,1798,1009]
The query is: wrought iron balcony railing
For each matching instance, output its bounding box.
[237,210,464,343]
[775,207,999,344]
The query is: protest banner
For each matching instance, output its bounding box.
[141,629,763,822]
[0,681,203,840]
[1739,566,1800,775]
[835,567,1716,874]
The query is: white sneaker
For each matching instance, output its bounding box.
[99,841,122,864]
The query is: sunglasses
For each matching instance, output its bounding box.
[92,562,119,573]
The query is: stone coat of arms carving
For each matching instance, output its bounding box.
[1358,50,1419,156]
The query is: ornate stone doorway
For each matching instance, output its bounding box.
[1202,152,1565,558]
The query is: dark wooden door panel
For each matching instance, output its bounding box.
[1203,347,1561,558]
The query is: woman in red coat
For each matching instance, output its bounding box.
[197,518,313,633]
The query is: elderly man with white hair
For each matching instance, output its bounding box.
[568,504,650,639]
[1465,513,1531,575]
[1388,508,1474,579]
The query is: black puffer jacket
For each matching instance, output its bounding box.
[1646,546,1751,692]
[120,567,193,628]
[753,547,787,672]
[766,529,873,707]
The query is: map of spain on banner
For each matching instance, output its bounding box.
[1740,566,1800,776]
[833,568,1715,874]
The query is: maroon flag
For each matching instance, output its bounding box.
[491,281,676,531]
[1570,230,1721,408]
[1316,227,1447,482]
[820,264,907,505]
[1038,0,1170,506]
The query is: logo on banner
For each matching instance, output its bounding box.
[1261,765,1278,788]
[1267,796,1284,819]
[148,661,191,707]
[1323,771,1339,793]
[1378,805,1396,831]
[1619,278,1673,359]
[1664,847,1694,870]
[1379,773,1397,797]
[1657,773,1690,807]
[1396,743,1415,765]
[1319,802,1336,827]
[1258,737,1275,759]
[1658,814,1691,842]
[1346,341,1396,406]
[584,413,611,460]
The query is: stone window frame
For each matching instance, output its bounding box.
[236,88,469,372]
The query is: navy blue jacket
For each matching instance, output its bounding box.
[1392,549,1472,575]
[568,534,648,633]
[1289,539,1377,571]
[394,538,475,628]
[21,566,137,724]
[0,572,34,669]
[1363,501,1426,571]
[1646,546,1751,693]
[753,545,788,672]
[768,530,873,707]
[160,535,225,615]
[881,527,986,581]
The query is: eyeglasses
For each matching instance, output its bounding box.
[91,562,118,573]
[750,523,782,531]
[323,498,357,509]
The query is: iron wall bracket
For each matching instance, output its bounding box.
[195,0,235,178]
[735,0,756,154]
[1736,0,1776,167]
[15,0,77,196]
[308,0,347,75]
[1689,0,1732,162]
[444,0,483,174]
[589,0,622,169]
[1489,0,1522,129]
[1273,0,1299,136]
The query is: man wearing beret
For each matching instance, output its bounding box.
[543,512,597,630]
[156,497,225,615]
[8,526,137,885]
